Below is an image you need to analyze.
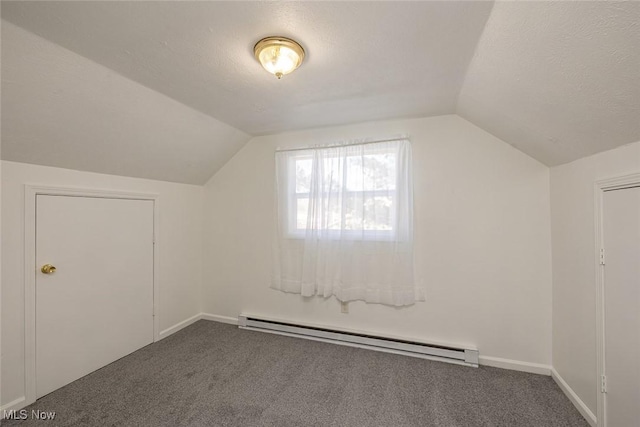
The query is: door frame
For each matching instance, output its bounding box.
[23,184,160,406]
[594,172,640,427]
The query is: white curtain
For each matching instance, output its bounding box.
[272,139,422,306]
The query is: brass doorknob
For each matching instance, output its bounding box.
[41,264,57,274]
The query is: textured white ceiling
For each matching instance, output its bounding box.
[1,22,250,184]
[1,1,493,135]
[1,1,639,183]
[458,1,640,166]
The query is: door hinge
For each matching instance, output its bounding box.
[601,375,607,393]
[599,248,605,265]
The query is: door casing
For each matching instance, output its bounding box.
[23,184,160,407]
[594,172,640,427]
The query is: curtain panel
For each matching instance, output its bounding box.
[272,139,422,306]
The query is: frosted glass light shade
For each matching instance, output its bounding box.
[254,37,305,79]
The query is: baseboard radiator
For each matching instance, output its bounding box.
[238,315,479,367]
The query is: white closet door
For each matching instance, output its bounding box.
[603,186,640,426]
[36,195,154,398]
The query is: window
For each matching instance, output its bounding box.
[287,146,399,238]
[272,139,421,307]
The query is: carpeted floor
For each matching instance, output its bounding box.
[4,320,588,426]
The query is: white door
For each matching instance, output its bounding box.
[603,186,640,426]
[36,195,154,398]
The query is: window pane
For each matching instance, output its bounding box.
[346,153,396,191]
[321,157,343,193]
[324,194,343,230]
[295,158,312,193]
[365,196,393,230]
[297,196,344,231]
[344,193,363,230]
[344,194,393,231]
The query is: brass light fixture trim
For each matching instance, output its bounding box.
[254,36,305,79]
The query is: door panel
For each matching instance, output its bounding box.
[36,195,154,398]
[603,186,640,426]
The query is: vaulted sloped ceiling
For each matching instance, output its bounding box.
[1,1,493,135]
[1,1,493,184]
[457,1,640,166]
[1,1,638,184]
[1,22,250,184]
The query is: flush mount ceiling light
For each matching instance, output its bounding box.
[254,36,305,79]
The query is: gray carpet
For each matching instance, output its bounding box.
[4,320,588,426]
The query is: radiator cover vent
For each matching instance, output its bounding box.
[238,315,479,367]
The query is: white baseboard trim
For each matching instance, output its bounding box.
[158,313,202,340]
[1,396,27,419]
[201,313,238,325]
[157,313,238,341]
[551,368,597,427]
[199,314,552,376]
[479,356,552,376]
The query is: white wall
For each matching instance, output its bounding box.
[203,115,553,368]
[0,16,3,406]
[1,160,204,407]
[551,141,640,414]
